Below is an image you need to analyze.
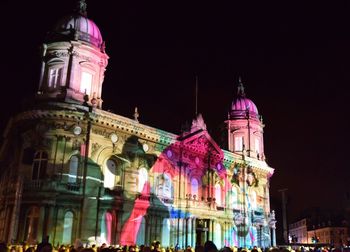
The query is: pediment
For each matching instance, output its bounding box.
[180,129,223,158]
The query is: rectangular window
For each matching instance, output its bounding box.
[48,68,63,88]
[235,136,243,151]
[80,71,92,95]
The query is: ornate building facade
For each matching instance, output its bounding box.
[0,1,276,248]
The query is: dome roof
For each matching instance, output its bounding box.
[53,14,103,48]
[47,1,103,49]
[229,79,259,120]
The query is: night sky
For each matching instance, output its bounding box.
[1,0,350,239]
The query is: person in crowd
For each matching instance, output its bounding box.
[204,241,218,252]
[73,240,84,252]
[0,243,7,252]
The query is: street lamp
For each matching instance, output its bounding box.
[268,210,277,247]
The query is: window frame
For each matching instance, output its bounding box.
[234,136,243,152]
[32,151,48,180]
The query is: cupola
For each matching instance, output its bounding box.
[226,78,265,160]
[37,0,109,109]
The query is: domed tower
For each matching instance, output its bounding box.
[226,78,265,160]
[37,0,108,108]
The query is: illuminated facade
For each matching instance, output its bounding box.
[0,1,275,248]
[289,218,309,244]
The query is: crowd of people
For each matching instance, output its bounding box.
[0,240,347,252]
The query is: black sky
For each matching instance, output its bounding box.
[1,0,350,239]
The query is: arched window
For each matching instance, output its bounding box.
[24,207,40,244]
[157,173,172,199]
[32,151,48,180]
[80,71,93,95]
[191,178,199,197]
[101,212,113,245]
[215,184,222,205]
[68,156,79,183]
[62,211,74,244]
[104,159,116,189]
[48,67,63,88]
[138,167,148,193]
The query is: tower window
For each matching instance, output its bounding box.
[48,68,63,88]
[80,71,93,95]
[235,136,243,151]
[255,138,260,154]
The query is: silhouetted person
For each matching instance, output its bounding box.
[204,241,218,252]
[0,243,7,252]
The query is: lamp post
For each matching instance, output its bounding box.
[278,188,288,244]
[268,210,277,247]
[78,98,92,239]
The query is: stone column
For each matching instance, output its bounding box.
[271,226,276,247]
[192,217,196,247]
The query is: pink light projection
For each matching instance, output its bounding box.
[107,133,264,247]
[120,183,150,245]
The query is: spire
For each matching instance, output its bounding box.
[237,77,246,97]
[134,107,139,122]
[76,0,87,17]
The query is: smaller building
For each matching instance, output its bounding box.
[289,218,308,244]
[289,213,349,248]
[307,227,348,248]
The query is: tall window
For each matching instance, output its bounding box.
[156,173,172,199]
[214,223,222,249]
[32,151,48,180]
[101,212,113,245]
[215,184,222,205]
[24,207,40,244]
[249,190,257,210]
[191,178,199,197]
[136,217,146,245]
[80,71,93,95]
[104,159,116,189]
[68,156,79,183]
[231,186,239,209]
[138,168,148,193]
[62,211,74,244]
[161,219,170,247]
[255,138,260,154]
[235,136,243,151]
[48,68,63,88]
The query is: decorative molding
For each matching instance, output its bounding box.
[91,142,102,157]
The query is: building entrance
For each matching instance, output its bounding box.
[196,219,210,246]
